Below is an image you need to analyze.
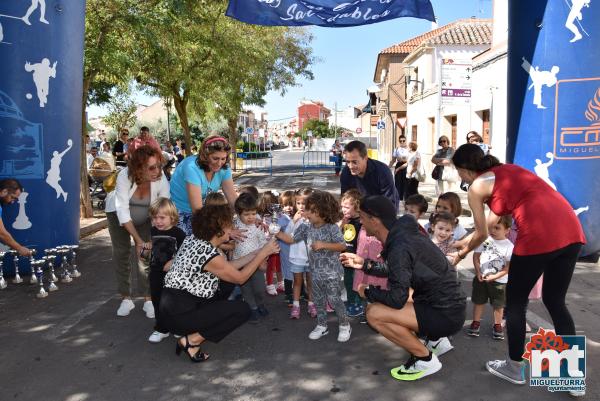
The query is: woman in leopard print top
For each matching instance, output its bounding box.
[159,204,279,362]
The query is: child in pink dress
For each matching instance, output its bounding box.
[353,228,388,291]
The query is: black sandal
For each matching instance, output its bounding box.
[175,335,210,363]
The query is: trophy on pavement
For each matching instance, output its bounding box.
[28,249,38,284]
[6,250,23,284]
[32,259,48,298]
[0,251,7,289]
[67,245,81,278]
[57,247,72,283]
[42,250,58,292]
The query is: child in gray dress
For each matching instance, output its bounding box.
[278,190,351,342]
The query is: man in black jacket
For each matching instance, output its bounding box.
[340,195,465,382]
[340,141,399,210]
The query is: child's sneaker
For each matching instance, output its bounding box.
[338,324,352,342]
[467,321,480,337]
[390,353,442,381]
[249,309,260,324]
[290,305,300,319]
[265,284,278,296]
[346,304,364,317]
[257,305,269,317]
[308,325,329,340]
[424,337,454,357]
[485,359,526,385]
[148,331,170,343]
[307,303,317,318]
[493,324,504,340]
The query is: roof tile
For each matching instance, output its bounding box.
[379,18,492,55]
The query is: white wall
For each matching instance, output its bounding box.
[406,44,492,173]
[471,54,508,162]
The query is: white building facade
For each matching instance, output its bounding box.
[405,18,493,174]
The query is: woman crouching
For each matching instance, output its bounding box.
[159,204,279,362]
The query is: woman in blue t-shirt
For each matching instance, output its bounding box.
[170,135,238,235]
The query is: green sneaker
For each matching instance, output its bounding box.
[390,353,442,381]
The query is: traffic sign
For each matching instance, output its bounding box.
[376,120,386,130]
[356,127,362,134]
[441,59,472,106]
[245,127,254,134]
[307,130,313,137]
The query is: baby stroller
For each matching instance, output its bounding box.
[88,157,114,210]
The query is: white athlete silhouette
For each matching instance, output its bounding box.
[23,0,49,26]
[46,139,72,202]
[574,206,589,216]
[534,152,558,190]
[522,58,559,109]
[565,0,590,43]
[24,58,57,107]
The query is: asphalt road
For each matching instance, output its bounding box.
[0,166,598,401]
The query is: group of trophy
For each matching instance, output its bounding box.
[0,245,80,299]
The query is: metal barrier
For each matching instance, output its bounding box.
[302,151,336,176]
[234,151,273,176]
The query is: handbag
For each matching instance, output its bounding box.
[442,165,459,182]
[415,162,426,182]
[431,165,444,180]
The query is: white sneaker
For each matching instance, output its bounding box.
[390,353,442,381]
[338,324,352,342]
[265,284,278,296]
[425,337,454,357]
[142,301,155,319]
[116,299,135,316]
[148,331,170,343]
[308,325,329,340]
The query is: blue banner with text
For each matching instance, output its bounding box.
[226,0,435,27]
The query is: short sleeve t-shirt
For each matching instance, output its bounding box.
[150,226,186,272]
[475,237,514,284]
[294,223,345,277]
[170,156,232,213]
[343,217,361,253]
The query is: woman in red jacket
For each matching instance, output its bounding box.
[451,144,585,386]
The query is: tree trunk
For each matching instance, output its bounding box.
[228,117,238,170]
[172,94,192,154]
[80,77,93,218]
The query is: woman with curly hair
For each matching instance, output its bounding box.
[160,204,279,362]
[169,135,238,235]
[105,145,170,318]
[276,190,351,342]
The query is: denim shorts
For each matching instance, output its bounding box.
[289,262,309,274]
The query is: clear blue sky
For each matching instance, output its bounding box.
[88,0,492,120]
[264,0,492,121]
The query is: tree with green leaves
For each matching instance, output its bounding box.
[81,0,151,217]
[102,89,138,135]
[300,119,334,139]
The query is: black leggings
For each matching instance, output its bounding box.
[506,242,582,361]
[404,178,419,200]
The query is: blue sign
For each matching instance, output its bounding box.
[508,0,600,256]
[245,126,254,135]
[226,0,435,27]
[0,2,86,273]
[376,119,385,130]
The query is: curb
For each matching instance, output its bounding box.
[80,218,108,239]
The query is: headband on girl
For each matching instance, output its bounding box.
[204,137,227,148]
